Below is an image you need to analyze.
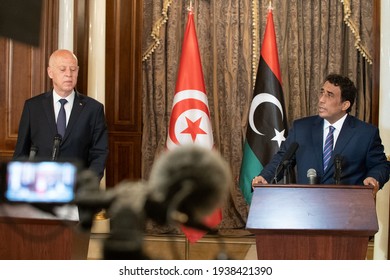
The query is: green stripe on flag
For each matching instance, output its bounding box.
[239,141,264,204]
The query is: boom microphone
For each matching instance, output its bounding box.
[307,168,317,184]
[275,142,299,178]
[145,145,232,229]
[51,134,62,161]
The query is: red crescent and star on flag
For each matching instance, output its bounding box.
[167,90,213,150]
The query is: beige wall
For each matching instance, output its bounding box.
[374,0,390,260]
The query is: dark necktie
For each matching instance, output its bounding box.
[57,99,68,137]
[323,126,335,171]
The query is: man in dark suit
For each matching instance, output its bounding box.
[13,49,108,181]
[252,74,390,196]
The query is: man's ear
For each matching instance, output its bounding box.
[47,67,53,79]
[342,100,351,111]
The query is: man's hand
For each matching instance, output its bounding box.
[252,176,268,189]
[251,176,268,191]
[363,177,380,198]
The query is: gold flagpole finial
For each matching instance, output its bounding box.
[187,0,194,13]
[268,0,273,11]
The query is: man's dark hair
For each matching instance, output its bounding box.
[324,74,357,113]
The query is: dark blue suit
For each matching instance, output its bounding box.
[260,114,390,188]
[13,90,108,180]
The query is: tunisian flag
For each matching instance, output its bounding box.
[166,10,221,243]
[239,9,288,204]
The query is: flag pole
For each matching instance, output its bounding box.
[268,0,273,10]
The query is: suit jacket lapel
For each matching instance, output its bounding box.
[62,91,86,142]
[323,114,355,178]
[333,114,355,156]
[42,91,58,135]
[312,116,324,173]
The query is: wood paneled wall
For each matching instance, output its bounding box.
[105,0,143,187]
[0,0,58,161]
[74,0,90,96]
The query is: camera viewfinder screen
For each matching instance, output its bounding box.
[5,161,77,203]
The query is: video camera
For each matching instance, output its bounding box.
[0,145,233,259]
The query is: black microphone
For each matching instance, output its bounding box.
[334,154,343,185]
[28,145,38,160]
[145,145,231,229]
[307,168,317,184]
[51,134,62,161]
[275,142,299,179]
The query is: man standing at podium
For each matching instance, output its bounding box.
[252,74,390,196]
[13,49,108,181]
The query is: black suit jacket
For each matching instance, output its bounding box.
[260,114,390,188]
[13,90,108,180]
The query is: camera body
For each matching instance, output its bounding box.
[0,160,79,205]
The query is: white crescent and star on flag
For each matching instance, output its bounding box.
[167,89,214,150]
[249,92,286,147]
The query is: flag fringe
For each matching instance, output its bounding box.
[142,0,173,62]
[339,0,372,64]
[251,0,259,88]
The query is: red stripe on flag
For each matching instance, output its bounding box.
[175,12,206,93]
[260,10,282,84]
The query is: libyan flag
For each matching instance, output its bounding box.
[239,9,288,204]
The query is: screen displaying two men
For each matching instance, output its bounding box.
[1,161,77,204]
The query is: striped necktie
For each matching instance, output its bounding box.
[323,126,335,171]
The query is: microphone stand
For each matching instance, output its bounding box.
[334,167,341,185]
[334,155,342,185]
[282,160,293,184]
[283,167,288,184]
[273,160,294,184]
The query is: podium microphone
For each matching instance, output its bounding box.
[307,168,317,184]
[334,154,342,185]
[29,145,38,160]
[274,142,299,182]
[51,134,62,161]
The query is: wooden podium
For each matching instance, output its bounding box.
[246,184,378,260]
[0,204,90,260]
